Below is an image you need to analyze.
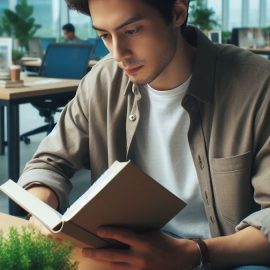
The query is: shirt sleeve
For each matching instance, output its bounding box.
[236,208,270,241]
[236,80,270,241]
[18,76,91,212]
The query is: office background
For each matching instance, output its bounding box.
[1,0,270,40]
[0,0,270,214]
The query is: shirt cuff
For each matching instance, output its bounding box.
[236,208,270,242]
[18,169,72,213]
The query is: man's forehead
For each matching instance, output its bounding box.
[89,0,151,30]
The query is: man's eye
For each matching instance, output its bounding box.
[125,27,141,36]
[99,33,110,40]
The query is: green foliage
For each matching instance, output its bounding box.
[222,31,232,44]
[0,227,78,270]
[0,0,41,51]
[189,0,219,31]
[12,49,24,63]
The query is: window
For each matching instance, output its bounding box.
[69,10,97,40]
[266,0,270,27]
[249,0,260,27]
[207,0,222,28]
[229,0,242,29]
[28,0,58,38]
[0,0,9,17]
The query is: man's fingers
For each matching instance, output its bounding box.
[96,227,145,248]
[82,248,131,262]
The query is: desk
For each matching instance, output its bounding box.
[250,47,270,59]
[21,59,98,72]
[0,212,109,270]
[0,76,79,214]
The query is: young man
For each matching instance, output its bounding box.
[62,23,83,43]
[19,0,270,269]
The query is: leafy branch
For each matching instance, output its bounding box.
[0,0,41,51]
[0,226,78,270]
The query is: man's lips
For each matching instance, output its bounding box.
[124,65,143,75]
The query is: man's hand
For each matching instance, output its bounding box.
[26,185,59,209]
[26,185,60,238]
[82,227,199,270]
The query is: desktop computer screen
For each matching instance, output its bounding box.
[231,28,266,48]
[39,37,56,52]
[208,30,222,44]
[28,39,44,58]
[40,43,93,79]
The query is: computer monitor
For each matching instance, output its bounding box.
[28,39,44,58]
[208,30,222,44]
[39,37,56,52]
[87,38,109,60]
[231,28,266,49]
[40,43,93,79]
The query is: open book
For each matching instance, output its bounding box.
[0,160,186,248]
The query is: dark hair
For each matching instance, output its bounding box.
[62,23,75,32]
[65,0,188,27]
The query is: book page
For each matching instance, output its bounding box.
[0,180,62,230]
[63,161,128,221]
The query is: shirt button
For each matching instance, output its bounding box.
[204,191,209,205]
[198,155,204,170]
[129,114,136,121]
[210,216,215,223]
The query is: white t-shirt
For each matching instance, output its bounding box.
[130,78,211,239]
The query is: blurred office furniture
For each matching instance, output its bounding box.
[28,38,44,58]
[39,37,56,52]
[250,47,270,60]
[0,106,4,155]
[0,37,12,80]
[22,38,44,76]
[230,27,266,49]
[87,38,109,60]
[208,30,222,44]
[20,43,93,144]
[23,38,56,76]
[0,75,79,215]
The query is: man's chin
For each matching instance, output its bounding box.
[127,76,148,85]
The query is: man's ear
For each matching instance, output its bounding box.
[173,0,188,28]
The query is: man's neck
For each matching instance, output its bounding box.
[149,35,196,91]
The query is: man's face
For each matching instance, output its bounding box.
[63,30,74,41]
[89,0,186,87]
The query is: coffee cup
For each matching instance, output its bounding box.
[10,65,21,82]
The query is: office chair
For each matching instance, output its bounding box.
[20,43,93,144]
[39,37,57,52]
[87,38,109,60]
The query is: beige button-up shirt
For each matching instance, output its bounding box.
[19,27,270,240]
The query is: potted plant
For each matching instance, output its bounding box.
[188,0,219,32]
[0,0,41,54]
[0,226,78,270]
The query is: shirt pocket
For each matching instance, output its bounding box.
[211,151,254,226]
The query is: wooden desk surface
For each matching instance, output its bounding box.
[21,59,98,68]
[250,46,270,54]
[0,75,79,101]
[0,212,110,270]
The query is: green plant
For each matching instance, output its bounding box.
[12,49,24,64]
[189,0,219,31]
[0,226,78,270]
[1,0,41,52]
[222,31,232,44]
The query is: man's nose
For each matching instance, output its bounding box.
[112,38,130,62]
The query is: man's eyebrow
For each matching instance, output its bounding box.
[92,16,143,32]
